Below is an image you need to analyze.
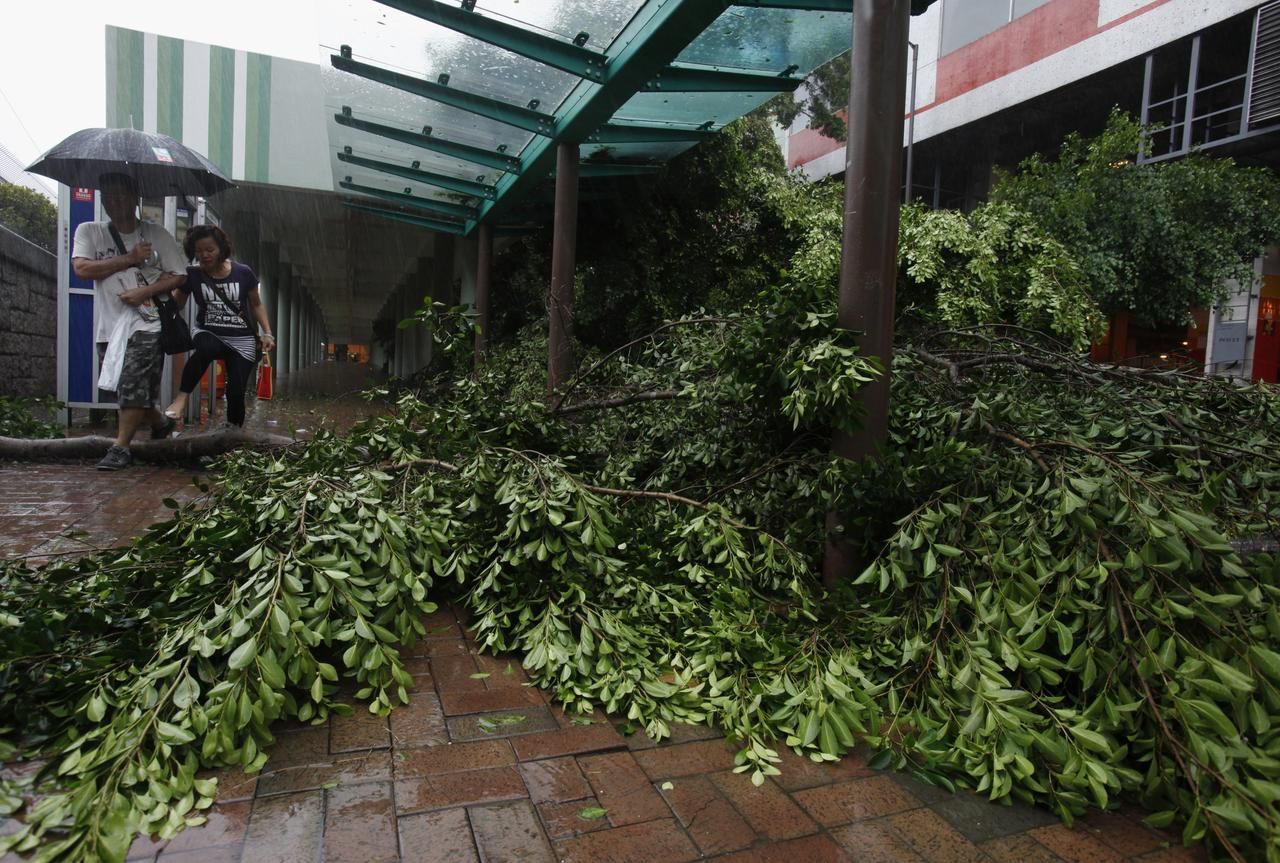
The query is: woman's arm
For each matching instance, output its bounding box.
[248,286,277,351]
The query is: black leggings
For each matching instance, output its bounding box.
[180,332,257,426]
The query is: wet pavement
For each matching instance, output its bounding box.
[0,364,1208,863]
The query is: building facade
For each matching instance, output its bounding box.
[783,0,1280,384]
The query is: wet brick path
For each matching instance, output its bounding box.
[0,366,1210,863]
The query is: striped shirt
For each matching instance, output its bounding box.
[187,262,259,362]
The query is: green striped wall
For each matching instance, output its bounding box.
[208,45,235,173]
[156,36,184,138]
[106,27,144,129]
[245,54,272,182]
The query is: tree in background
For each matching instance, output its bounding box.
[0,182,56,251]
[991,110,1280,327]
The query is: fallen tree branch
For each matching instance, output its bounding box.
[0,429,296,463]
[982,423,1051,473]
[554,389,686,416]
[553,316,736,410]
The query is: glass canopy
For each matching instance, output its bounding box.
[319,0,860,236]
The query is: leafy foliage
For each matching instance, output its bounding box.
[0,183,56,252]
[4,114,1280,863]
[991,110,1280,326]
[0,396,60,439]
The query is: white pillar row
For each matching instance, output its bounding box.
[276,264,293,377]
[289,282,302,374]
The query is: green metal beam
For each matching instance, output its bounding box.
[476,0,737,226]
[332,50,555,136]
[731,0,849,10]
[645,61,801,93]
[574,163,662,178]
[733,0,938,14]
[588,122,720,144]
[343,201,467,235]
[373,0,607,81]
[339,180,479,219]
[336,110,521,173]
[338,150,497,199]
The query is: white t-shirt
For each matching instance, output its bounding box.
[72,220,188,342]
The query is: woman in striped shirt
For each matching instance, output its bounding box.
[164,225,276,426]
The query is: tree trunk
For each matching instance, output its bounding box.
[0,429,295,463]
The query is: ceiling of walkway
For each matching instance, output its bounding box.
[218,183,436,344]
[320,0,863,236]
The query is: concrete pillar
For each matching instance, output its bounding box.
[276,264,293,376]
[259,242,280,367]
[288,282,301,374]
[433,237,455,368]
[415,257,434,372]
[399,283,416,375]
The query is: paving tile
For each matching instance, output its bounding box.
[553,818,700,863]
[562,752,664,830]
[831,820,926,862]
[1078,810,1169,857]
[930,790,1057,842]
[196,764,258,803]
[659,774,755,855]
[329,703,391,753]
[261,726,330,770]
[389,689,448,748]
[403,656,433,676]
[1130,845,1210,862]
[710,833,852,862]
[440,686,546,716]
[883,806,993,862]
[519,756,592,805]
[791,776,920,827]
[399,808,480,863]
[256,750,392,796]
[396,765,528,814]
[240,790,324,863]
[979,833,1068,863]
[156,845,241,863]
[511,723,627,762]
[708,770,817,840]
[770,745,877,792]
[324,781,398,863]
[632,739,738,779]
[1029,824,1125,863]
[395,740,515,778]
[153,801,251,855]
[886,770,954,805]
[624,721,724,750]
[537,798,613,840]
[421,609,463,639]
[446,706,559,742]
[431,654,487,692]
[476,654,531,688]
[469,800,556,863]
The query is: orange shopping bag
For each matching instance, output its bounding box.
[256,351,274,400]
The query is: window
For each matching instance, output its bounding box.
[941,0,1054,56]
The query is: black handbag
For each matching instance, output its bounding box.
[107,222,192,355]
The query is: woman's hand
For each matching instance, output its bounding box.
[261,333,277,352]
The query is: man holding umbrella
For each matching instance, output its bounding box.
[71,173,187,470]
[30,127,234,470]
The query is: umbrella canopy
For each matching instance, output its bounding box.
[26,128,234,197]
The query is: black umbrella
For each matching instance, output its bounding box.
[26,127,235,197]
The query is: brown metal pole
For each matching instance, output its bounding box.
[548,141,579,397]
[474,222,493,369]
[823,0,911,588]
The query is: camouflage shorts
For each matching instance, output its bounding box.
[116,331,164,408]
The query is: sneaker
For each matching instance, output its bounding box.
[152,416,177,439]
[96,445,133,471]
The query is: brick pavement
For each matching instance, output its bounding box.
[0,377,1211,863]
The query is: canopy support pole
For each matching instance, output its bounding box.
[474,223,493,369]
[548,141,579,400]
[823,0,911,588]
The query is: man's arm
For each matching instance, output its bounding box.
[118,271,187,307]
[72,242,151,281]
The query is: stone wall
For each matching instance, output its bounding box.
[0,224,57,397]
